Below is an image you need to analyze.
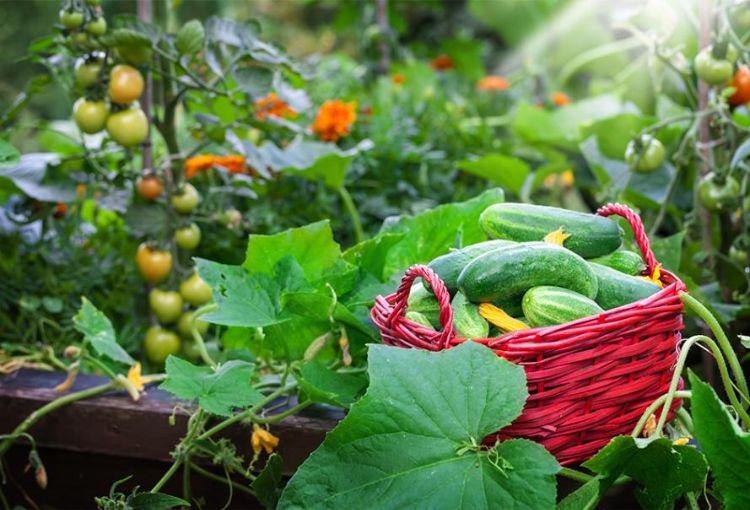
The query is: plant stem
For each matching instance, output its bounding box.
[191,303,218,369]
[196,384,297,441]
[632,391,692,437]
[338,186,364,244]
[188,462,256,498]
[252,401,312,424]
[558,467,593,483]
[0,381,115,457]
[150,409,205,493]
[680,292,749,402]
[150,457,183,494]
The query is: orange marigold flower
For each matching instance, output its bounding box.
[216,155,246,174]
[311,100,357,142]
[184,155,216,179]
[477,75,510,91]
[254,92,297,120]
[430,55,454,71]
[392,73,406,85]
[550,91,572,107]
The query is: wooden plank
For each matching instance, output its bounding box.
[0,369,342,473]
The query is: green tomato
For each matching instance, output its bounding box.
[171,183,200,214]
[730,245,749,267]
[86,17,107,36]
[74,57,103,88]
[71,32,89,47]
[144,326,181,365]
[106,108,149,147]
[59,9,84,29]
[181,338,202,361]
[625,134,665,172]
[175,223,201,250]
[149,289,183,324]
[698,173,741,211]
[73,98,108,134]
[179,272,212,306]
[177,311,209,337]
[695,46,735,85]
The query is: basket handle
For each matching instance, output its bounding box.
[596,203,658,277]
[388,265,454,349]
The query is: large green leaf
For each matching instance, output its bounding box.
[583,436,707,510]
[580,113,651,160]
[690,372,750,509]
[160,357,262,416]
[243,220,341,282]
[0,153,75,203]
[380,188,505,277]
[457,154,530,195]
[252,454,284,509]
[279,342,559,509]
[0,139,20,166]
[73,297,134,365]
[650,232,684,273]
[297,360,367,407]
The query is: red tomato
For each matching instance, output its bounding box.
[729,66,750,106]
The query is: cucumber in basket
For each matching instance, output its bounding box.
[452,293,489,338]
[407,283,440,326]
[522,286,604,327]
[588,250,646,275]
[428,240,515,291]
[589,262,661,310]
[458,242,598,305]
[405,311,436,329]
[479,203,623,258]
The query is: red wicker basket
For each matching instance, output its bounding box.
[371,203,685,465]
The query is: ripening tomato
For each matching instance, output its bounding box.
[729,66,750,105]
[73,98,109,134]
[171,183,200,214]
[695,46,736,85]
[625,134,665,173]
[149,289,183,324]
[177,311,209,337]
[179,272,212,306]
[144,326,180,364]
[106,107,148,147]
[175,223,201,250]
[59,9,84,29]
[74,56,103,88]
[698,173,741,211]
[137,175,163,200]
[108,64,144,104]
[136,243,172,283]
[86,17,107,36]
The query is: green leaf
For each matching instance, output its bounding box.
[0,153,75,203]
[252,454,284,509]
[278,342,559,509]
[129,492,189,510]
[232,66,273,98]
[160,357,262,416]
[580,113,650,160]
[73,297,134,365]
[197,259,284,328]
[297,360,367,407]
[380,188,505,277]
[342,233,404,281]
[513,102,566,145]
[0,139,20,166]
[583,436,707,510]
[689,372,750,509]
[243,220,341,282]
[556,477,601,510]
[650,232,684,273]
[175,19,205,55]
[456,154,530,195]
[101,28,152,49]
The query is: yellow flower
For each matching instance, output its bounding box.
[252,424,280,455]
[479,303,529,333]
[128,362,146,392]
[543,227,571,247]
[477,75,510,92]
[672,437,690,446]
[311,100,357,142]
[643,414,657,437]
[640,264,665,288]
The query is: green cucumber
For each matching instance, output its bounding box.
[407,283,440,326]
[589,262,661,310]
[522,286,604,327]
[451,293,489,338]
[405,311,435,329]
[428,240,515,291]
[457,242,598,305]
[480,203,623,258]
[588,250,645,276]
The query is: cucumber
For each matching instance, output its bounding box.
[589,262,661,310]
[405,311,435,329]
[588,250,645,276]
[522,286,604,327]
[480,203,623,258]
[457,242,598,305]
[428,240,515,291]
[451,293,489,338]
[407,283,440,326]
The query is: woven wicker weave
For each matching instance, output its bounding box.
[370,203,685,465]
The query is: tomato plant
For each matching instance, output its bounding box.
[148,289,183,324]
[143,325,180,364]
[135,244,172,283]
[170,183,199,214]
[174,223,201,250]
[72,98,108,134]
[108,64,144,104]
[624,134,665,173]
[105,108,148,146]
